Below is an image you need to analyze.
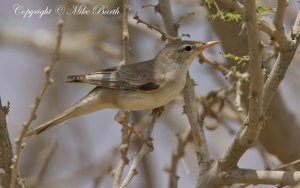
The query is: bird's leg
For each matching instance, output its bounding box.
[138,106,164,149]
[114,110,143,142]
[115,107,164,145]
[152,106,164,117]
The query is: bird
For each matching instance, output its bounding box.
[26,40,220,136]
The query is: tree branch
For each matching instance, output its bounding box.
[158,0,211,180]
[120,109,161,188]
[183,77,210,169]
[0,99,15,188]
[10,1,68,187]
[273,0,288,32]
[112,2,131,185]
[199,53,249,81]
[112,112,130,188]
[165,126,192,188]
[157,0,178,38]
[263,10,300,112]
[218,0,264,171]
[133,15,178,42]
[227,168,300,186]
[218,0,289,47]
[122,0,129,64]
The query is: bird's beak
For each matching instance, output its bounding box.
[196,41,222,51]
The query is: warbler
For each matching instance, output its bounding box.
[26,40,220,136]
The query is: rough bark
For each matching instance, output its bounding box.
[0,98,13,188]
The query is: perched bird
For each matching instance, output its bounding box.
[26,40,220,136]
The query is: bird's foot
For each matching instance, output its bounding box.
[152,106,164,117]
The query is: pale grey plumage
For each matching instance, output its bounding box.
[26,40,220,136]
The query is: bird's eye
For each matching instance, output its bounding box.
[184,45,192,52]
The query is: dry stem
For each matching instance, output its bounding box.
[9,1,67,187]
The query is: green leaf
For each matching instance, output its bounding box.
[256,5,273,18]
[208,10,242,22]
[224,11,242,22]
[220,52,249,64]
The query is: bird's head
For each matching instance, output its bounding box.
[159,40,221,66]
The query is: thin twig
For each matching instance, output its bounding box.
[9,1,67,187]
[112,2,131,187]
[112,111,130,188]
[133,14,179,42]
[199,83,236,118]
[275,158,300,170]
[199,53,249,81]
[120,145,150,188]
[174,12,196,29]
[212,0,225,20]
[165,126,192,188]
[138,140,155,188]
[200,53,248,114]
[120,108,162,188]
[263,10,300,112]
[128,16,161,40]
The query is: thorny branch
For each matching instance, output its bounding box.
[165,126,192,188]
[183,77,210,169]
[114,2,163,187]
[112,111,130,188]
[120,108,162,188]
[263,10,300,112]
[199,53,248,113]
[218,0,264,172]
[217,0,290,47]
[1,0,299,187]
[199,53,249,81]
[112,1,131,187]
[10,1,68,188]
[158,0,210,186]
[133,14,179,42]
[196,0,300,187]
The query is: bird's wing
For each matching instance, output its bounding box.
[67,60,165,91]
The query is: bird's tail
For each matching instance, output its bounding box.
[26,87,103,136]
